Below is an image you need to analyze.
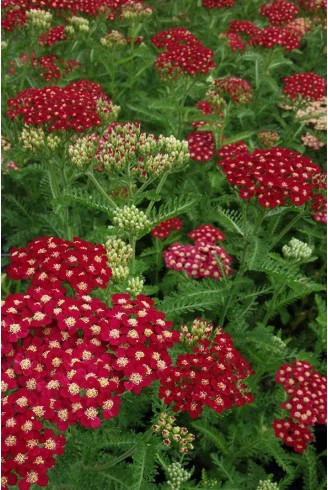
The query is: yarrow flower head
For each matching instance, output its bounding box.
[259,1,300,26]
[126,277,144,296]
[188,224,225,243]
[96,122,189,177]
[166,462,192,489]
[256,480,280,490]
[180,318,214,347]
[6,80,119,133]
[273,360,327,452]
[187,130,215,162]
[211,77,253,104]
[282,237,313,261]
[151,217,183,239]
[26,9,53,30]
[257,130,280,149]
[217,144,326,209]
[202,0,234,7]
[163,240,232,280]
[301,132,325,150]
[159,323,254,418]
[249,26,300,50]
[105,237,133,282]
[282,72,326,102]
[152,28,215,80]
[152,412,195,453]
[112,205,150,235]
[6,236,112,294]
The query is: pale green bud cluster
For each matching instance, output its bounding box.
[100,30,127,47]
[96,100,121,125]
[205,88,224,109]
[180,318,214,347]
[121,3,153,20]
[69,16,89,33]
[68,135,98,168]
[127,277,144,296]
[19,127,60,152]
[112,205,150,235]
[105,237,133,282]
[97,122,188,178]
[282,237,313,261]
[257,480,279,490]
[152,412,195,453]
[19,127,45,152]
[166,462,191,490]
[26,9,52,30]
[1,41,8,50]
[47,135,61,151]
[272,335,286,351]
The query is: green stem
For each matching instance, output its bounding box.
[146,171,169,216]
[129,235,136,275]
[262,282,285,327]
[87,172,118,209]
[268,212,304,251]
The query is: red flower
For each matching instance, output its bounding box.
[213,77,253,104]
[249,26,300,50]
[217,145,325,208]
[151,217,183,239]
[6,237,112,294]
[159,325,254,418]
[259,1,300,26]
[282,72,326,101]
[188,224,225,243]
[202,0,234,7]
[187,131,215,162]
[6,81,116,132]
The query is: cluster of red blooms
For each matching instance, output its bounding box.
[1,0,147,31]
[213,77,253,104]
[217,143,327,209]
[2,237,180,488]
[151,27,215,79]
[151,217,183,239]
[6,236,112,294]
[282,72,326,102]
[202,0,234,7]
[8,53,81,82]
[224,19,300,51]
[159,322,254,418]
[273,360,327,452]
[259,0,300,26]
[6,80,115,132]
[39,26,68,47]
[163,224,232,279]
[187,129,215,162]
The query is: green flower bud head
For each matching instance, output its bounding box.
[282,237,313,261]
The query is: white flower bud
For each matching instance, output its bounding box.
[282,237,313,261]
[26,9,52,30]
[112,205,150,235]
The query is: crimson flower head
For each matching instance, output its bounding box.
[188,224,225,243]
[6,236,112,294]
[159,323,254,418]
[273,360,327,452]
[202,0,234,7]
[151,217,183,239]
[213,77,253,104]
[217,145,326,209]
[282,72,326,102]
[187,130,215,162]
[259,1,300,26]
[249,26,300,50]
[6,80,117,132]
[152,27,215,80]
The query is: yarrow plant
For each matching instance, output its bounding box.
[2,0,327,487]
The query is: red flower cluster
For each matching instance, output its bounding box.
[282,72,326,101]
[217,145,326,208]
[217,140,248,159]
[6,236,112,294]
[39,26,68,47]
[297,0,327,13]
[8,53,81,81]
[273,360,327,452]
[225,20,260,51]
[187,224,225,243]
[6,80,116,132]
[202,0,234,7]
[213,77,253,104]
[187,130,215,162]
[259,1,300,26]
[2,235,180,487]
[151,27,215,79]
[1,6,26,31]
[151,217,183,239]
[249,26,300,50]
[163,224,232,279]
[159,324,254,418]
